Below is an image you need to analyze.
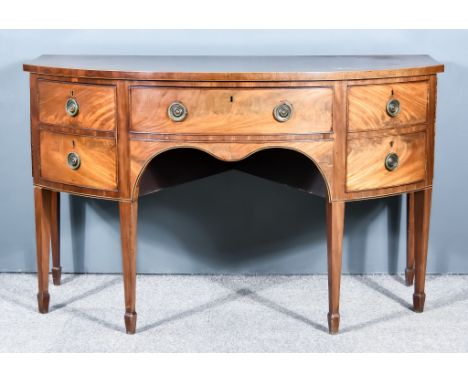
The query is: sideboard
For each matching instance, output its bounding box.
[23,55,444,334]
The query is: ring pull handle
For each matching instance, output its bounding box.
[384,152,399,171]
[168,101,188,122]
[386,98,400,117]
[65,98,79,117]
[273,101,293,122]
[67,152,81,170]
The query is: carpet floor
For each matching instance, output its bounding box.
[0,273,467,352]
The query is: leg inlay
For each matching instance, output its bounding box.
[406,193,415,286]
[50,191,61,286]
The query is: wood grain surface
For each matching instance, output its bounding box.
[23,55,444,81]
[130,87,333,135]
[129,140,334,200]
[39,131,118,190]
[346,132,427,192]
[348,81,428,131]
[38,80,116,131]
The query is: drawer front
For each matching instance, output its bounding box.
[346,132,426,192]
[39,131,117,190]
[130,87,333,134]
[38,80,116,131]
[348,81,428,132]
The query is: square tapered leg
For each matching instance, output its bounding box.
[119,200,138,334]
[326,200,345,334]
[413,189,432,312]
[34,187,52,313]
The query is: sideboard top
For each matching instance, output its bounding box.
[23,55,444,81]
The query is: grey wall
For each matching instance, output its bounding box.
[0,30,466,274]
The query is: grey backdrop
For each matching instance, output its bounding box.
[0,30,466,274]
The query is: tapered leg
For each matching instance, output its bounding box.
[50,191,61,286]
[34,187,52,313]
[119,200,138,334]
[405,193,415,286]
[413,188,432,312]
[326,200,345,334]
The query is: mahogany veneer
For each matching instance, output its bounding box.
[346,131,427,191]
[130,87,333,135]
[348,81,428,131]
[39,131,118,190]
[24,55,444,335]
[38,80,116,131]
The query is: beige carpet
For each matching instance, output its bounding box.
[0,273,467,352]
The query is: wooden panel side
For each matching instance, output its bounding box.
[425,75,437,185]
[116,81,131,199]
[38,80,116,131]
[130,87,333,135]
[30,74,40,183]
[331,81,347,201]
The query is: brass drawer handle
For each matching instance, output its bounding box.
[386,98,400,117]
[65,98,79,117]
[385,152,399,171]
[168,101,188,122]
[273,101,293,122]
[67,152,81,170]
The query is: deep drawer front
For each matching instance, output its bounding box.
[346,132,426,192]
[38,80,116,131]
[130,87,333,134]
[348,81,428,132]
[39,131,117,190]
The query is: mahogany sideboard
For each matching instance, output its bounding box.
[23,55,444,334]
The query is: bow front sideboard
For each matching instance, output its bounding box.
[23,55,444,334]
